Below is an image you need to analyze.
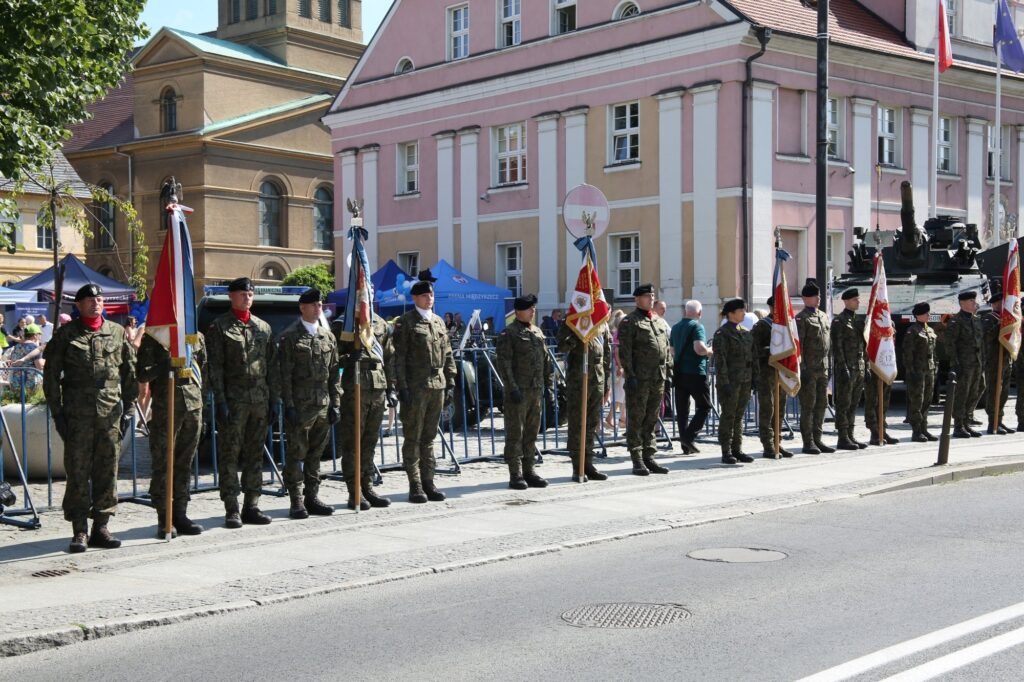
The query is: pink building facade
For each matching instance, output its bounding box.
[324,0,1024,319]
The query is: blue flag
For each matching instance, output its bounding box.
[995,0,1024,73]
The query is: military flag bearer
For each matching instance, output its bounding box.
[902,302,938,442]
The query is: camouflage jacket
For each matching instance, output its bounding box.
[206,312,274,406]
[392,309,456,391]
[276,320,341,411]
[43,319,137,419]
[617,308,672,382]
[750,317,772,369]
[495,319,554,393]
[338,315,394,392]
[981,311,1012,372]
[830,308,866,374]
[901,322,937,379]
[712,322,756,387]
[944,310,985,372]
[795,307,831,374]
[556,323,611,387]
[136,332,206,414]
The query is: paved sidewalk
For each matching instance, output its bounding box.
[1,419,1023,656]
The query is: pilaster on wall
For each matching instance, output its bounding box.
[966,117,986,228]
[656,89,684,320]
[337,148,358,282]
[563,107,588,306]
[536,112,560,311]
[435,130,456,264]
[852,98,876,230]
[1018,126,1024,238]
[458,126,480,277]
[751,81,776,307]
[910,108,931,218]
[691,83,720,309]
[360,144,379,271]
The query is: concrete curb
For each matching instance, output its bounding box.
[859,460,1024,496]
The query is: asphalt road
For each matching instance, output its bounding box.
[7,473,1024,681]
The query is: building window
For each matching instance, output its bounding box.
[825,231,844,275]
[267,0,277,15]
[938,116,957,173]
[395,57,414,74]
[554,0,576,34]
[36,210,53,250]
[260,263,284,281]
[258,180,283,247]
[313,187,333,250]
[448,4,470,60]
[946,0,958,38]
[500,0,521,48]
[338,0,351,26]
[614,2,640,19]
[0,211,19,250]
[299,0,311,18]
[498,243,523,297]
[96,184,115,249]
[230,0,241,23]
[610,102,640,163]
[398,141,419,193]
[398,251,420,277]
[826,97,844,159]
[246,0,257,20]
[988,124,1012,180]
[318,0,331,22]
[494,122,527,185]
[161,88,177,133]
[611,233,640,298]
[877,106,901,167]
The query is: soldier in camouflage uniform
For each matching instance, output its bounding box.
[902,302,938,442]
[1016,350,1024,432]
[713,298,756,464]
[617,283,672,475]
[43,284,137,553]
[830,288,869,450]
[276,289,341,519]
[393,271,457,503]
[207,277,277,527]
[947,290,986,438]
[795,280,836,454]
[750,297,793,457]
[557,318,611,481]
[495,294,555,488]
[336,308,396,510]
[136,331,206,538]
[982,282,1013,435]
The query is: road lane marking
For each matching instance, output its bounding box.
[879,624,1024,681]
[796,600,1024,682]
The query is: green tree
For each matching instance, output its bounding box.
[282,262,335,293]
[0,0,147,181]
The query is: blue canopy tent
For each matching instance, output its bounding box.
[380,259,513,331]
[0,287,39,304]
[326,259,411,316]
[10,253,136,305]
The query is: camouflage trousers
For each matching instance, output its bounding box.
[832,366,864,433]
[400,388,443,481]
[337,387,386,486]
[863,373,893,433]
[503,388,542,465]
[1017,358,1024,427]
[148,401,202,512]
[217,401,269,503]
[62,410,121,523]
[798,370,828,443]
[755,371,779,450]
[284,405,331,497]
[566,374,602,462]
[625,379,664,457]
[952,364,985,428]
[984,355,1013,424]
[718,380,751,452]
[906,371,935,432]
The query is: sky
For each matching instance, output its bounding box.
[138,0,389,45]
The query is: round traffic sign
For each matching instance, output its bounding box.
[563,184,610,239]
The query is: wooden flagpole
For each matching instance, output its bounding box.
[994,346,1005,431]
[354,350,362,511]
[877,375,885,445]
[578,347,589,482]
[164,369,175,540]
[773,381,781,458]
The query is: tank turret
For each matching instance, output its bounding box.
[896,181,927,262]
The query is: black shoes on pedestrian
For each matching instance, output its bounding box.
[679,438,699,455]
[241,506,272,525]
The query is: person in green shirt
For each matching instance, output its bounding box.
[669,300,714,454]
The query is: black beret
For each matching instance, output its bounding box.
[228,277,253,293]
[417,269,438,283]
[75,284,103,301]
[514,293,538,311]
[633,283,655,297]
[958,290,977,301]
[722,298,746,315]
[912,302,930,316]
[841,288,859,300]
[766,295,775,308]
[989,282,1003,298]
[801,279,819,297]
[410,280,433,296]
[298,288,322,304]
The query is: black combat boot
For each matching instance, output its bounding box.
[762,448,780,459]
[224,499,242,529]
[952,425,972,438]
[836,430,859,451]
[643,453,669,473]
[997,423,1013,435]
[69,519,88,554]
[87,514,122,549]
[1018,423,1024,433]
[422,480,446,502]
[241,506,272,525]
[802,439,820,455]
[155,509,178,539]
[780,446,795,458]
[346,493,370,511]
[507,457,528,490]
[407,469,428,504]
[362,479,391,508]
[912,430,928,442]
[306,490,334,515]
[721,446,738,465]
[583,455,608,481]
[172,505,203,535]
[679,438,697,455]
[883,431,899,445]
[965,425,983,438]
[420,455,446,501]
[289,491,309,519]
[522,455,550,487]
[814,439,836,453]
[924,430,938,441]
[731,447,754,463]
[630,451,650,476]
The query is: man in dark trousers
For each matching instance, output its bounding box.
[669,299,714,454]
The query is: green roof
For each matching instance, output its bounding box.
[161,28,341,80]
[200,93,333,134]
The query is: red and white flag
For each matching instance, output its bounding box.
[938,0,953,72]
[1000,238,1022,360]
[768,248,801,396]
[566,251,610,344]
[864,254,898,384]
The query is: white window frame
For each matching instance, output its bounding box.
[609,101,640,164]
[448,4,470,61]
[946,0,958,38]
[825,230,845,276]
[394,57,414,74]
[610,232,641,299]
[938,115,957,174]
[398,251,420,278]
[827,96,845,160]
[36,210,53,251]
[497,242,523,297]
[613,1,641,20]
[552,0,576,35]
[988,124,1012,180]
[877,105,902,167]
[493,122,527,186]
[498,0,521,48]
[397,141,420,194]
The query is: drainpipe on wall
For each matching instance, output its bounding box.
[112,147,133,276]
[740,26,772,303]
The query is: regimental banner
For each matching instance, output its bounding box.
[342,224,383,362]
[566,251,610,344]
[146,201,198,375]
[768,248,801,397]
[1000,238,1022,360]
[864,254,898,384]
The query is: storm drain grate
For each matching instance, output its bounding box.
[561,602,691,629]
[31,568,71,578]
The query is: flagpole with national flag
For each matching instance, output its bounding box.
[993,0,1024,241]
[933,0,954,218]
[145,178,198,540]
[864,253,898,444]
[995,238,1022,429]
[768,228,802,458]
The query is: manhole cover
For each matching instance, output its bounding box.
[31,568,71,578]
[687,547,787,563]
[504,499,537,506]
[561,602,691,629]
